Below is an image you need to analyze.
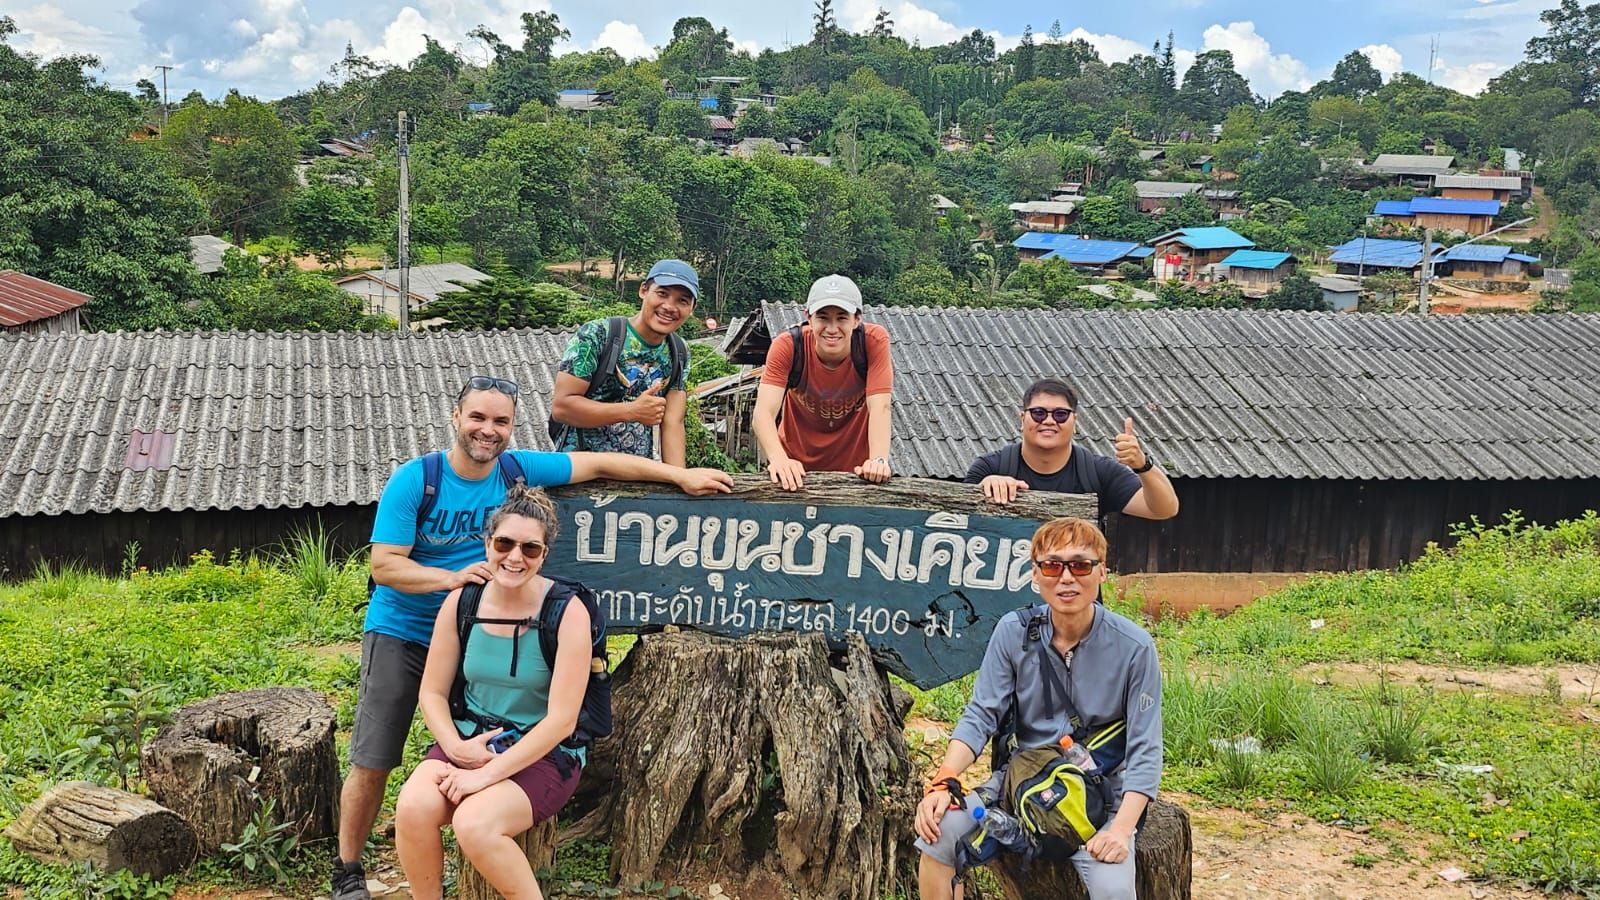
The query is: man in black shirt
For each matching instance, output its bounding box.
[965,378,1179,520]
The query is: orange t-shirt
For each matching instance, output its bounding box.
[760,322,893,472]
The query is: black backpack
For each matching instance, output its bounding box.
[548,316,688,446]
[448,577,613,774]
[784,323,869,389]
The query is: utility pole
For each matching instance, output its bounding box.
[1418,228,1433,314]
[396,110,411,331]
[155,65,173,127]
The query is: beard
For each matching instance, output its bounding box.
[457,429,505,462]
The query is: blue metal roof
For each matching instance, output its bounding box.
[1439,244,1512,263]
[1221,250,1295,270]
[1373,200,1416,217]
[1328,238,1423,268]
[1127,247,1155,259]
[1508,253,1540,264]
[1160,227,1254,250]
[699,97,720,109]
[1034,238,1144,265]
[558,89,595,96]
[1411,197,1501,216]
[1013,232,1072,251]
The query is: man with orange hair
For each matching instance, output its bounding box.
[911,517,1162,900]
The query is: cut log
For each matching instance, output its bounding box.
[572,629,917,899]
[3,781,197,879]
[976,800,1193,900]
[454,818,557,900]
[140,687,339,853]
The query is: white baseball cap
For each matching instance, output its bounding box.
[805,274,863,315]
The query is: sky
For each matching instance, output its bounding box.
[6,0,1556,102]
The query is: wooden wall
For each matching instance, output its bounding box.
[1105,477,1600,574]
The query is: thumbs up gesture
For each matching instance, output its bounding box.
[631,379,669,426]
[1114,416,1148,471]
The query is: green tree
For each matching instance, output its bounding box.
[1262,272,1329,311]
[656,100,713,139]
[1323,50,1383,99]
[826,79,936,169]
[673,154,808,318]
[892,263,966,306]
[660,17,732,79]
[734,104,779,139]
[410,202,459,263]
[1524,0,1600,106]
[0,35,207,330]
[290,182,374,270]
[161,92,296,244]
[717,83,736,117]
[1177,50,1255,123]
[1241,135,1319,202]
[871,8,895,40]
[471,12,570,114]
[1013,25,1036,83]
[205,252,390,331]
[605,181,682,295]
[417,275,573,329]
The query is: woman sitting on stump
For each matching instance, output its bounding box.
[913,517,1163,900]
[395,486,590,900]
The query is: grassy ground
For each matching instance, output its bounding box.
[1,513,1596,896]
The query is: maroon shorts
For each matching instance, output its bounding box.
[425,744,582,823]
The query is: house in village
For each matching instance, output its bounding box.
[1151,226,1254,281]
[1219,250,1298,295]
[1373,197,1501,236]
[188,235,239,276]
[334,262,491,327]
[1012,234,1151,272]
[1433,244,1540,280]
[1434,174,1523,203]
[1364,153,1453,187]
[556,89,614,112]
[1327,238,1423,276]
[1133,181,1241,217]
[932,194,959,218]
[1311,275,1362,312]
[314,137,371,159]
[706,115,735,143]
[0,271,89,335]
[1008,200,1078,230]
[711,302,1600,605]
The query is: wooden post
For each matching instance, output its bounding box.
[4,781,197,879]
[454,818,558,900]
[141,687,339,853]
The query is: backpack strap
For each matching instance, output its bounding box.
[590,317,629,398]
[536,577,605,671]
[667,333,688,392]
[850,325,869,380]
[448,581,486,728]
[416,450,445,533]
[498,452,526,489]
[784,325,806,390]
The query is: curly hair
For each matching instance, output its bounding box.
[486,484,560,543]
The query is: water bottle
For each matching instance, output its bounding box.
[971,803,1029,852]
[1059,734,1099,773]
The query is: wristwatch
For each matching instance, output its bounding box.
[1131,457,1155,474]
[873,457,891,469]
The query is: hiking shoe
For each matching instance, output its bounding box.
[330,858,371,900]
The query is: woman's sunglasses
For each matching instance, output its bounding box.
[1025,406,1075,424]
[1033,558,1099,578]
[490,536,547,559]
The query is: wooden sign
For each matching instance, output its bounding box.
[548,473,1096,688]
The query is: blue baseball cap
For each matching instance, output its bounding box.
[645,259,699,301]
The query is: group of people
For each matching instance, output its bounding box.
[329,259,1177,900]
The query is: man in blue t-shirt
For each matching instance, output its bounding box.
[330,375,733,900]
[965,378,1179,521]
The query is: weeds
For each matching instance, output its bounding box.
[1359,675,1430,764]
[1293,702,1367,796]
[219,797,300,884]
[69,676,175,791]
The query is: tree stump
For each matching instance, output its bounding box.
[575,629,917,899]
[975,800,1192,900]
[3,781,197,879]
[453,818,557,900]
[140,687,339,853]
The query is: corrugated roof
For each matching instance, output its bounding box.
[707,115,735,129]
[1370,154,1455,173]
[1134,181,1201,198]
[1508,253,1540,264]
[1410,197,1501,216]
[188,236,236,275]
[1154,227,1254,250]
[0,329,577,518]
[1221,250,1295,270]
[1035,238,1144,265]
[1311,276,1360,293]
[1439,244,1512,263]
[0,271,92,327]
[1328,238,1423,268]
[1373,200,1416,217]
[1435,174,1521,190]
[739,303,1600,482]
[336,263,490,304]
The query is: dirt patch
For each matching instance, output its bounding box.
[306,641,362,661]
[290,253,382,274]
[1302,660,1600,707]
[546,258,618,281]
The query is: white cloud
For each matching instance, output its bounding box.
[836,0,1018,54]
[1358,43,1403,81]
[1200,21,1309,97]
[588,21,655,60]
[1433,57,1503,95]
[1061,27,1147,64]
[10,3,122,59]
[367,0,536,68]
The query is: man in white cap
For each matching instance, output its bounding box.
[753,274,894,491]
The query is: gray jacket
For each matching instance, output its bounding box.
[951,603,1163,808]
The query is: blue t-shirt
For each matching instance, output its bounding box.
[366,449,574,644]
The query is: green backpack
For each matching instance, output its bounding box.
[1000,724,1122,858]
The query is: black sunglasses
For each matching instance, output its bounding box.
[490,535,547,559]
[1033,558,1099,578]
[459,375,520,403]
[1025,406,1075,424]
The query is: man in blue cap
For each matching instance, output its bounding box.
[551,259,699,465]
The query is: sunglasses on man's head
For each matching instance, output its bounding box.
[490,536,547,559]
[1025,406,1075,424]
[459,375,520,402]
[1033,558,1099,578]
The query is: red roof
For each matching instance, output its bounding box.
[0,271,92,327]
[707,115,735,131]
